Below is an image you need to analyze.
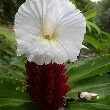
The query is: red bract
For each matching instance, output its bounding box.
[26,61,70,110]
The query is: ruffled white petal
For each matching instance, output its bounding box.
[14,0,86,65]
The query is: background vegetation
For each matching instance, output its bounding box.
[0,0,25,23]
[0,0,110,109]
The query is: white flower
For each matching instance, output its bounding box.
[14,0,86,65]
[80,92,99,100]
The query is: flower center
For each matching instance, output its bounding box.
[45,35,52,40]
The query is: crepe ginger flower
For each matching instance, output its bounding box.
[78,92,100,100]
[14,0,86,65]
[14,0,86,109]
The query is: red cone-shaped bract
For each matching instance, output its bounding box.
[26,61,70,110]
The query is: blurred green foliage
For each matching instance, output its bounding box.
[95,0,110,33]
[0,27,26,76]
[0,0,25,24]
[76,0,96,12]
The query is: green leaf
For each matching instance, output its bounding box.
[67,93,110,110]
[84,34,101,49]
[0,77,30,102]
[102,31,110,40]
[66,55,110,83]
[84,9,97,20]
[86,22,92,33]
[0,75,38,110]
[87,21,101,34]
[0,59,39,110]
[67,74,110,98]
[66,63,110,110]
[0,102,38,110]
[67,96,110,110]
[0,63,31,109]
